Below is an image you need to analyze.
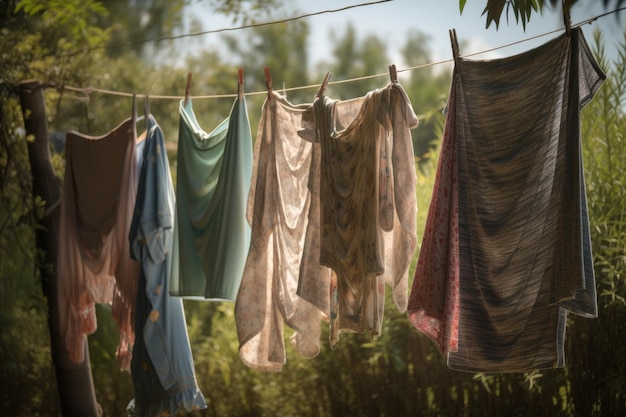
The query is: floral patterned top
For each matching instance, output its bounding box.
[314,82,418,348]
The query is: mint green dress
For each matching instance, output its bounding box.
[170,97,252,300]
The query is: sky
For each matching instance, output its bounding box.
[186,0,625,80]
[295,0,624,59]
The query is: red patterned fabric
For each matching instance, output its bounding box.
[407,84,460,354]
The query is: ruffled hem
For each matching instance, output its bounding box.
[127,385,207,417]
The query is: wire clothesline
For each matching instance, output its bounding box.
[59,9,623,101]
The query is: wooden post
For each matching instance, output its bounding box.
[19,80,100,417]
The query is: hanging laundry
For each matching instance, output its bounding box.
[57,117,140,369]
[127,115,206,416]
[169,96,252,300]
[313,82,419,348]
[405,80,461,356]
[408,27,605,372]
[235,91,331,371]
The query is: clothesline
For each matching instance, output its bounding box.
[58,9,622,101]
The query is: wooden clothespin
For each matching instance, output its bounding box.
[389,64,398,84]
[264,66,273,101]
[183,72,192,106]
[315,71,333,98]
[144,94,150,119]
[132,93,137,121]
[449,29,461,73]
[563,2,571,37]
[132,93,138,141]
[238,67,244,100]
[135,94,150,143]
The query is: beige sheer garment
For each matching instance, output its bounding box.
[235,92,331,371]
[57,117,140,369]
[312,83,418,348]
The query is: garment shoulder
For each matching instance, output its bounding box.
[391,83,419,128]
[375,83,419,130]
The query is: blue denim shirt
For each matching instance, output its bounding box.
[128,115,206,416]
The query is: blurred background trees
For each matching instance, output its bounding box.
[1,1,625,416]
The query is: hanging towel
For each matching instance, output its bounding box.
[313,82,418,348]
[57,117,140,369]
[170,97,252,300]
[235,91,330,371]
[408,27,605,372]
[127,115,206,416]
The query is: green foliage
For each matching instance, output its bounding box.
[400,30,450,168]
[204,0,284,24]
[0,88,59,417]
[222,19,312,101]
[463,0,624,30]
[477,0,542,30]
[566,28,626,417]
[582,30,626,309]
[319,24,389,100]
[87,0,188,57]
[88,305,135,417]
[0,292,60,416]
[15,0,108,43]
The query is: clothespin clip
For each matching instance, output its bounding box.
[264,66,273,101]
[315,71,333,98]
[563,3,571,37]
[144,94,150,120]
[82,86,94,103]
[449,29,461,73]
[238,67,244,100]
[389,64,398,84]
[184,72,192,106]
[132,93,137,122]
[132,93,138,141]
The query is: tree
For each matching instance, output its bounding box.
[1,1,113,414]
[203,0,284,24]
[19,80,101,417]
[221,17,312,130]
[400,30,449,166]
[319,24,389,100]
